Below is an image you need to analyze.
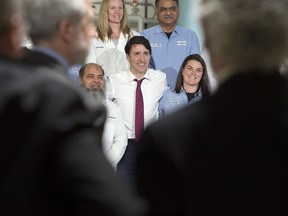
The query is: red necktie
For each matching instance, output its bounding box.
[134,78,144,142]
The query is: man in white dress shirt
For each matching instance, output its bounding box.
[79,63,127,169]
[106,36,168,185]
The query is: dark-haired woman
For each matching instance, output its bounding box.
[159,54,211,117]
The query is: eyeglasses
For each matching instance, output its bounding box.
[158,6,178,13]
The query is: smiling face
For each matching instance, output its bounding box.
[108,0,124,24]
[126,44,151,78]
[182,59,203,88]
[80,64,105,91]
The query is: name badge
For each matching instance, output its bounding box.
[95,46,104,49]
[107,115,116,120]
[177,41,187,46]
[170,101,180,105]
[151,43,161,48]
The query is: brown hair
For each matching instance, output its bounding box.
[174,54,211,97]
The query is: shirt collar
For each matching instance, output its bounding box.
[196,88,203,97]
[127,69,152,82]
[155,24,181,36]
[32,46,69,69]
[180,86,203,97]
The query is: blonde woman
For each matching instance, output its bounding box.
[86,0,140,78]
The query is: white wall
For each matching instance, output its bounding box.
[178,0,204,48]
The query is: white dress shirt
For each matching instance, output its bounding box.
[102,99,127,169]
[106,69,168,139]
[86,30,140,78]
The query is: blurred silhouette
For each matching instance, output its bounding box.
[136,0,288,216]
[0,0,146,215]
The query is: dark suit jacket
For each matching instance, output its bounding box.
[0,59,146,216]
[136,70,288,216]
[20,48,70,78]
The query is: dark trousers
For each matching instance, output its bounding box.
[117,139,138,187]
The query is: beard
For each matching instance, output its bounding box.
[82,85,106,102]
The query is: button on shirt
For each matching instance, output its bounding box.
[141,25,201,90]
[158,87,203,118]
[106,69,168,139]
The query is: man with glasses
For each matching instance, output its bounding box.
[141,0,200,90]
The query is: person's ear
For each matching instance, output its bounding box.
[1,15,23,58]
[79,76,84,86]
[58,18,76,44]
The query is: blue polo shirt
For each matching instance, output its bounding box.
[141,25,201,90]
[158,87,202,117]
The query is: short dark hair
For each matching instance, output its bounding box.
[79,63,104,79]
[174,54,211,97]
[125,36,152,55]
[155,0,179,7]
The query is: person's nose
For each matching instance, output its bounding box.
[115,8,120,13]
[139,54,145,62]
[92,77,99,83]
[191,69,196,75]
[166,9,172,15]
